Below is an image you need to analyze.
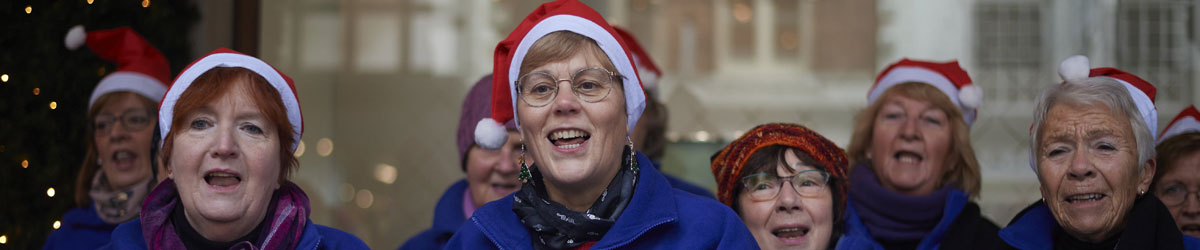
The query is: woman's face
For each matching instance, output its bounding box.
[170,79,282,242]
[466,130,522,208]
[867,94,952,195]
[1036,103,1154,242]
[1155,151,1200,238]
[515,49,627,192]
[737,149,834,250]
[94,93,156,190]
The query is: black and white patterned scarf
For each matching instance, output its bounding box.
[512,146,639,250]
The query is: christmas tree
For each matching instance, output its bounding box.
[0,0,197,248]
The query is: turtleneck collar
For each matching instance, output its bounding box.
[849,163,953,244]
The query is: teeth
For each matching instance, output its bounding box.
[208,172,236,177]
[115,151,133,160]
[550,130,588,140]
[898,155,919,163]
[1067,194,1105,203]
[556,143,582,149]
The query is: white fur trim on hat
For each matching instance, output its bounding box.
[475,118,510,150]
[88,71,168,108]
[1058,55,1090,82]
[1159,116,1200,145]
[507,15,646,134]
[870,66,976,125]
[159,52,302,151]
[65,25,86,50]
[1108,77,1158,139]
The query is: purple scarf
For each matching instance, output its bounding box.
[139,179,309,250]
[849,163,952,243]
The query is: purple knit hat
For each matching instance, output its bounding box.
[457,75,518,171]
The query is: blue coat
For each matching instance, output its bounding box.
[398,179,470,250]
[838,189,1002,250]
[103,218,368,250]
[42,205,117,250]
[999,197,1200,250]
[444,152,758,249]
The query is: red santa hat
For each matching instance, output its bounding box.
[157,48,303,151]
[65,25,171,108]
[474,0,645,150]
[1057,55,1158,139]
[1158,106,1200,145]
[612,26,661,99]
[870,59,982,126]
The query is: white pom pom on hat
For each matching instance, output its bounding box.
[1058,55,1091,82]
[475,118,510,150]
[65,25,87,50]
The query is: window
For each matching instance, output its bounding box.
[1116,0,1195,103]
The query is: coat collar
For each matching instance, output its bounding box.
[430,179,470,236]
[1000,196,1189,250]
[998,200,1055,250]
[469,152,679,249]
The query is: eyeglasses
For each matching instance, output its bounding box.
[740,169,831,201]
[94,110,155,136]
[1157,185,1200,207]
[517,67,620,107]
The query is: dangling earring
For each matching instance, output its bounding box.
[518,144,531,183]
[97,159,102,166]
[627,135,638,173]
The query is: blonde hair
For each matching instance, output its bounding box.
[519,31,619,82]
[846,82,982,197]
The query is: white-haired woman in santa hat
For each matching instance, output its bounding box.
[838,59,1004,249]
[445,1,755,249]
[102,48,367,250]
[1154,106,1200,241]
[999,56,1200,249]
[44,26,171,250]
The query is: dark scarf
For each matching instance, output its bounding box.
[849,163,952,246]
[1053,195,1185,250]
[89,169,153,224]
[512,146,639,250]
[139,179,310,250]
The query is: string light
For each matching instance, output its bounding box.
[21,159,28,168]
[141,0,149,8]
[33,88,40,95]
[24,5,32,14]
[0,235,6,244]
[50,101,57,110]
[52,220,61,229]
[47,187,56,197]
[87,0,94,4]
[1,74,8,82]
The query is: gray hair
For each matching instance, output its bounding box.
[1030,77,1155,171]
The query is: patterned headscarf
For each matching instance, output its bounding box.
[710,123,849,211]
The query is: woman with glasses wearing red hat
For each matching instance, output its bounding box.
[44,26,171,250]
[445,1,755,249]
[103,48,367,250]
[711,123,849,250]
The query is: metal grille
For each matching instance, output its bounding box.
[1116,0,1195,104]
[973,1,1045,103]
